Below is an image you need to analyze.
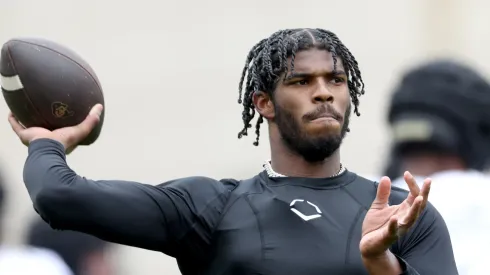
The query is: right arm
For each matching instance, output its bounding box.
[24,138,233,255]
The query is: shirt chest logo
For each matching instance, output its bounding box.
[290,199,322,221]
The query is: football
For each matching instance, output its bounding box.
[0,37,105,146]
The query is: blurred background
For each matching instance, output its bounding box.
[1,0,490,274]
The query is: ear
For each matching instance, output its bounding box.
[253,91,275,120]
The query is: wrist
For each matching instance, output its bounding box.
[362,250,402,275]
[31,134,55,143]
[28,138,66,152]
[30,135,66,148]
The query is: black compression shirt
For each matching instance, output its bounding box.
[23,139,458,275]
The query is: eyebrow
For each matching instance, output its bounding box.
[286,70,347,80]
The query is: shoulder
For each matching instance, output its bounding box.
[155,176,240,204]
[158,176,239,193]
[392,200,458,273]
[153,172,269,203]
[348,173,410,206]
[161,172,267,195]
[397,200,450,252]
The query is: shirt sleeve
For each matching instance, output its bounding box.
[392,201,459,275]
[23,138,234,256]
[395,255,419,275]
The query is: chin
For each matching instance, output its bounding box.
[291,135,343,163]
[306,126,342,137]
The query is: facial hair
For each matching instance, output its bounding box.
[274,102,351,163]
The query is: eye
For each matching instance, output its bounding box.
[330,77,345,84]
[295,79,309,86]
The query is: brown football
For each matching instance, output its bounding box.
[0,38,105,146]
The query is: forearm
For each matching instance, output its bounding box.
[23,138,169,250]
[362,251,417,275]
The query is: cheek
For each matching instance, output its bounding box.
[335,87,350,112]
[275,92,308,119]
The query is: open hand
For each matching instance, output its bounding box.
[360,171,431,258]
[8,104,103,154]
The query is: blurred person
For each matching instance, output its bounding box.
[384,59,490,274]
[381,150,403,181]
[0,168,73,274]
[0,247,74,275]
[7,28,457,274]
[26,217,113,275]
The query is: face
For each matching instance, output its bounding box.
[255,48,351,162]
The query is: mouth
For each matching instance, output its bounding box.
[311,116,338,123]
[310,113,342,123]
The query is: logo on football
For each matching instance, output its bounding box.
[51,102,74,118]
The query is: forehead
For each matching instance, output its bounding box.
[287,48,345,74]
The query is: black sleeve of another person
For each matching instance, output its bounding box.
[23,139,234,256]
[392,200,459,275]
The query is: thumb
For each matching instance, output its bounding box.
[70,104,103,143]
[373,176,392,206]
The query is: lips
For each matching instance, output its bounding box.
[310,113,342,123]
[314,114,338,120]
[304,105,343,123]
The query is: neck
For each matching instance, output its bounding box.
[269,135,341,178]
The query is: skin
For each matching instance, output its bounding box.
[254,48,349,178]
[8,48,431,275]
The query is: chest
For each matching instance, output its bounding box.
[205,189,370,275]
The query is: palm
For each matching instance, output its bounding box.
[360,200,410,256]
[8,105,103,153]
[20,126,82,153]
[359,174,430,258]
[17,126,53,146]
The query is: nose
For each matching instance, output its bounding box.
[312,82,334,103]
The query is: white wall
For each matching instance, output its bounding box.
[1,0,489,274]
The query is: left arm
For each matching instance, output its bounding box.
[391,202,458,275]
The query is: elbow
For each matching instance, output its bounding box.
[32,184,80,228]
[34,185,66,212]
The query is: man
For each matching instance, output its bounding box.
[26,217,113,275]
[7,28,457,274]
[384,59,490,274]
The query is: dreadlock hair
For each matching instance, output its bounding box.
[237,28,365,146]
